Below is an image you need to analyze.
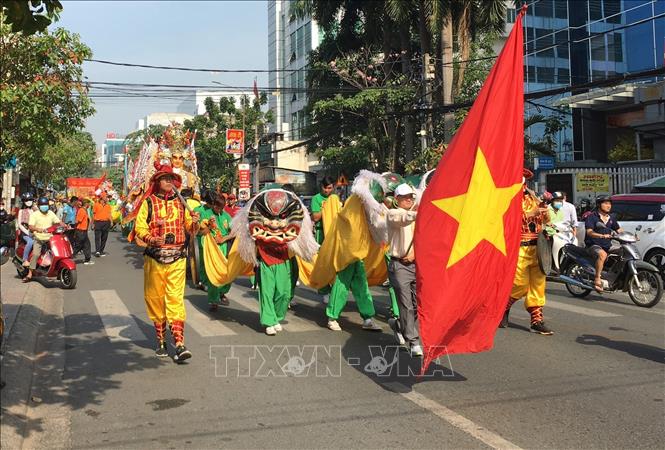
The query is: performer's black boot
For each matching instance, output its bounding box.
[154,321,168,357]
[499,298,517,328]
[528,306,554,335]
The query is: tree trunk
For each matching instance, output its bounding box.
[400,22,415,162]
[440,12,454,142]
[455,5,471,97]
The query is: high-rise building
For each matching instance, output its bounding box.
[267,1,320,141]
[100,134,126,167]
[510,0,664,162]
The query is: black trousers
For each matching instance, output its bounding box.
[73,230,91,261]
[94,220,111,253]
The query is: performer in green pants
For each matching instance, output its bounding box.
[257,257,293,330]
[197,191,233,311]
[326,260,382,332]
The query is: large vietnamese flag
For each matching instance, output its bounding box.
[415,6,527,370]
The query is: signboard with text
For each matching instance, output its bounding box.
[238,163,251,189]
[226,129,245,154]
[576,173,610,192]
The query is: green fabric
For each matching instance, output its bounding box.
[196,205,233,304]
[384,253,399,318]
[326,260,375,320]
[310,192,328,244]
[258,260,293,326]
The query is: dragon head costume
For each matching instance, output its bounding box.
[232,189,319,266]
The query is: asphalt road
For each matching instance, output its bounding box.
[2,232,664,449]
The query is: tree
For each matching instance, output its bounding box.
[124,124,168,159]
[1,0,62,35]
[37,131,97,190]
[0,16,95,175]
[608,134,653,162]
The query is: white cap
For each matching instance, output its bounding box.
[394,183,415,197]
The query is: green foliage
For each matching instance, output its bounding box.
[1,1,62,35]
[38,131,96,190]
[124,125,167,158]
[609,134,654,162]
[0,16,95,178]
[404,144,446,174]
[182,95,271,191]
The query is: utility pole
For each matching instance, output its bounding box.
[421,53,435,151]
[254,121,260,195]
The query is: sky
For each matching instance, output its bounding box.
[55,0,269,150]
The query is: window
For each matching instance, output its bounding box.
[605,0,622,24]
[553,0,567,19]
[608,33,623,63]
[590,34,606,61]
[534,0,553,17]
[557,67,570,84]
[296,26,304,58]
[555,31,569,59]
[535,28,554,57]
[537,67,555,84]
[289,32,296,58]
[506,8,516,23]
[589,0,603,21]
[304,22,312,55]
[291,112,299,140]
[612,202,665,222]
[592,69,606,80]
[290,72,298,101]
[527,65,536,83]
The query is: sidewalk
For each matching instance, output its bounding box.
[0,263,69,449]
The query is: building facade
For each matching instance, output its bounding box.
[176,90,250,117]
[267,0,320,141]
[509,0,665,163]
[100,136,126,167]
[135,112,194,131]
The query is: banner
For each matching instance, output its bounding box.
[226,129,245,154]
[238,163,251,189]
[576,173,609,192]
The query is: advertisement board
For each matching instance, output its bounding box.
[226,129,245,154]
[238,163,251,189]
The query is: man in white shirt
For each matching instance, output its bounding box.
[561,192,578,233]
[386,183,422,357]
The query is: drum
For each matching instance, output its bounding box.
[188,236,200,286]
[537,231,553,275]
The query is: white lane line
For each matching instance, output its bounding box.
[184,299,237,337]
[90,290,149,342]
[384,382,522,450]
[546,300,621,317]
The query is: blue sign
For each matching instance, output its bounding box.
[535,156,555,170]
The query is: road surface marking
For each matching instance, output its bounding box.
[185,299,237,337]
[546,300,621,317]
[90,290,148,342]
[384,382,522,449]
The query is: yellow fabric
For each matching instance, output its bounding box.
[134,195,193,242]
[321,194,342,236]
[510,246,546,308]
[143,256,187,322]
[111,204,122,224]
[202,234,253,286]
[297,194,387,289]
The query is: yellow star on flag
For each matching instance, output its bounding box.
[433,147,523,269]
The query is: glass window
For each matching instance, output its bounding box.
[304,22,312,55]
[592,69,606,80]
[290,32,296,58]
[608,33,623,63]
[291,112,299,139]
[590,34,606,61]
[604,0,622,24]
[527,65,536,83]
[538,67,555,84]
[290,72,298,100]
[534,0,553,17]
[589,0,603,20]
[535,28,554,57]
[612,202,665,222]
[553,0,567,19]
[296,26,304,58]
[555,31,569,59]
[506,8,516,23]
[557,67,570,84]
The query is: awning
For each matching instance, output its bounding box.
[633,175,665,193]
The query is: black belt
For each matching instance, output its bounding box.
[390,256,415,265]
[520,239,538,247]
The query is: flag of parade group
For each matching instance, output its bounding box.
[415,6,528,371]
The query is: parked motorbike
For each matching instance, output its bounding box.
[13,225,77,289]
[551,223,578,273]
[559,225,662,307]
[0,211,15,266]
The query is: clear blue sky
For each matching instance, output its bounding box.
[55,1,269,149]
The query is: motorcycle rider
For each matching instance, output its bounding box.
[24,196,65,282]
[584,195,624,292]
[16,192,36,267]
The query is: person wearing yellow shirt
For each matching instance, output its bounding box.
[25,196,64,282]
[134,164,200,362]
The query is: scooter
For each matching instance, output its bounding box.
[13,225,77,289]
[559,225,662,308]
[551,223,578,273]
[0,211,15,266]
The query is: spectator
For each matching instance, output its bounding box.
[72,198,94,265]
[92,193,112,257]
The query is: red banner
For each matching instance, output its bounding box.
[226,129,245,154]
[66,177,103,198]
[238,163,251,189]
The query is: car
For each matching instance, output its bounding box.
[576,194,665,276]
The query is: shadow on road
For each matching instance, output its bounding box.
[576,334,665,364]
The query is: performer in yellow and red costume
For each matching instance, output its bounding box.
[133,162,200,361]
[500,169,553,335]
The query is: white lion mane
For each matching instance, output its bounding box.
[351,170,388,244]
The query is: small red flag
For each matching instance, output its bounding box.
[415,6,527,371]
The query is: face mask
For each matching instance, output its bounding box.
[552,201,563,210]
[39,205,50,213]
[25,201,33,207]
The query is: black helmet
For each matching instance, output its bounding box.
[21,192,34,203]
[551,191,565,200]
[595,195,612,206]
[37,196,49,206]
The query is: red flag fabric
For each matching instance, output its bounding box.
[415,6,527,370]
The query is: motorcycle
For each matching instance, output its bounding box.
[13,225,77,289]
[551,222,578,273]
[0,211,15,266]
[559,224,662,308]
